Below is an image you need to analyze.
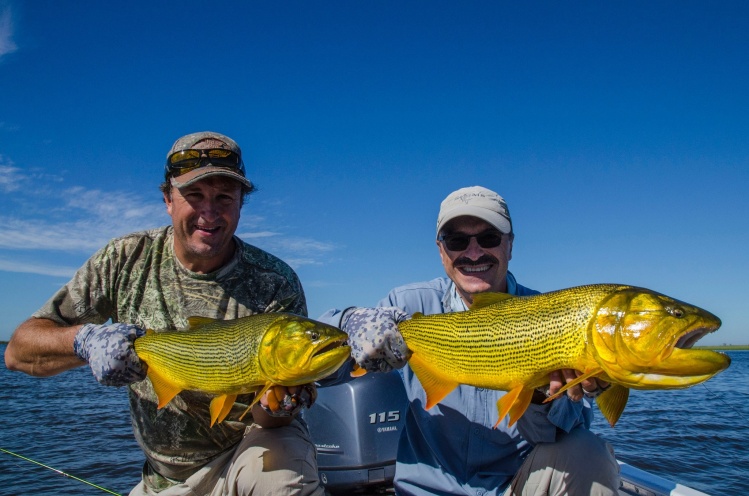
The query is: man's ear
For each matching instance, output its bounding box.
[163,189,173,215]
[436,239,451,269]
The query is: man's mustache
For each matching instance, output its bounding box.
[454,254,499,266]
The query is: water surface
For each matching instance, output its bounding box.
[1,346,746,495]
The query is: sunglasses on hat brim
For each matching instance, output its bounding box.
[165,148,245,178]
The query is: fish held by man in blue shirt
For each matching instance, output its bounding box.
[396,284,731,428]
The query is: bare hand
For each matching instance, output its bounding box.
[547,369,610,402]
[259,384,317,415]
[260,385,301,414]
[251,384,316,428]
[577,371,610,398]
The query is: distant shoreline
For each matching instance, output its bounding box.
[694,344,749,350]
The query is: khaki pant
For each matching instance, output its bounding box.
[504,427,620,496]
[130,419,325,496]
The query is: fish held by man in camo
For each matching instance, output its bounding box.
[396,284,730,428]
[134,313,351,426]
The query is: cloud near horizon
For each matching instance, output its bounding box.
[237,230,338,269]
[0,162,338,275]
[0,257,76,278]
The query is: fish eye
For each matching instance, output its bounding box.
[309,330,320,340]
[667,306,685,318]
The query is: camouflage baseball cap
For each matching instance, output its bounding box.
[436,186,513,235]
[165,131,252,190]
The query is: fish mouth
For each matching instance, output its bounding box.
[607,308,730,389]
[309,336,351,373]
[640,319,730,386]
[639,347,731,386]
[666,306,721,356]
[675,326,715,349]
[313,337,349,357]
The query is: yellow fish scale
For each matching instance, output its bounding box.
[135,314,276,395]
[398,285,611,389]
[134,312,351,427]
[396,284,729,428]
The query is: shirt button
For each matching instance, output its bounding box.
[476,491,485,496]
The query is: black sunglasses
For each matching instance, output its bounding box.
[438,230,503,251]
[165,148,245,178]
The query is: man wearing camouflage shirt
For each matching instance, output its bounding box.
[4,131,324,496]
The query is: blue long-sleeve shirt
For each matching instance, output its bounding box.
[319,272,592,496]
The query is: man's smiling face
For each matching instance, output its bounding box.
[436,215,513,307]
[165,175,242,274]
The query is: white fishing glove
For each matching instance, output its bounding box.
[73,323,147,387]
[341,307,412,373]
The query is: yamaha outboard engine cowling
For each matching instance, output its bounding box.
[303,371,408,494]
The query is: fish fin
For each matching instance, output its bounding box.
[238,405,252,421]
[144,328,156,336]
[409,353,458,409]
[239,384,273,421]
[411,312,425,319]
[472,292,515,309]
[595,385,629,427]
[209,394,238,427]
[147,369,181,409]
[350,364,368,377]
[187,316,216,328]
[494,386,533,428]
[544,369,603,402]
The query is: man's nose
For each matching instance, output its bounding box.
[463,237,485,257]
[198,198,220,219]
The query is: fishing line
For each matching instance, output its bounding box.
[0,447,122,495]
[700,382,747,421]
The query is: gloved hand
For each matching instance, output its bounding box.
[341,307,411,373]
[260,384,318,417]
[73,323,147,386]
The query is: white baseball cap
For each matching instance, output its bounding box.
[436,186,512,235]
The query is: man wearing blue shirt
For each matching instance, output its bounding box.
[330,186,620,495]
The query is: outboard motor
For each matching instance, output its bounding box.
[303,371,409,494]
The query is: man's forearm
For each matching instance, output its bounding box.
[4,318,84,376]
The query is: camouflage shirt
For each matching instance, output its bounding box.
[33,226,307,481]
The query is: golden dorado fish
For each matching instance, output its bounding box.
[397,284,730,428]
[134,313,350,426]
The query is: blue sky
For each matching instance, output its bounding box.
[1,1,747,345]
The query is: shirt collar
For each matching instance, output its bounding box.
[444,270,519,313]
